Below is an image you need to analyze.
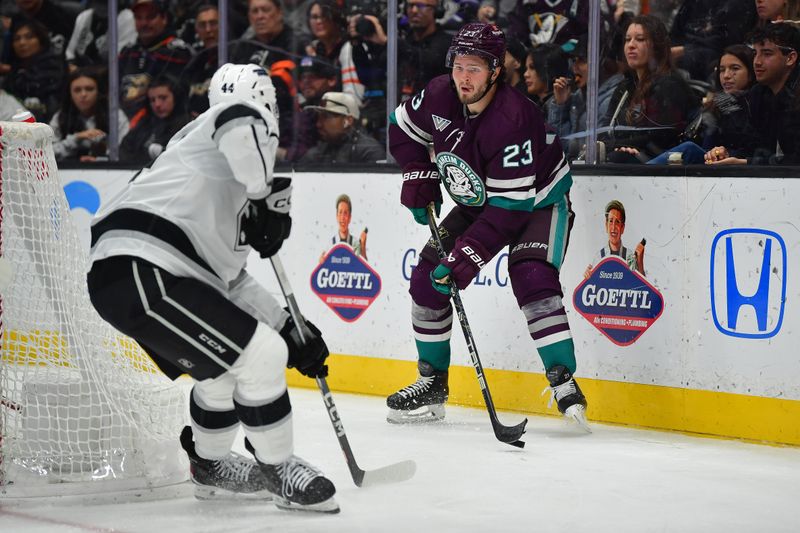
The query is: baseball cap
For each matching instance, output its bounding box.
[298,56,339,78]
[131,0,167,14]
[304,92,360,120]
[506,38,527,65]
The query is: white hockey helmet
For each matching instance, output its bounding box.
[208,63,277,113]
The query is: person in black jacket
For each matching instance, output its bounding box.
[119,74,191,164]
[603,15,699,163]
[705,23,800,166]
[1,16,64,122]
[398,0,452,102]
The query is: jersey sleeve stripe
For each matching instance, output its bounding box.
[485,174,536,189]
[533,156,571,208]
[488,188,536,201]
[395,104,432,145]
[212,104,267,139]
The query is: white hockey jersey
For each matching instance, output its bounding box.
[90,100,280,289]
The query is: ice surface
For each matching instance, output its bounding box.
[2,387,798,533]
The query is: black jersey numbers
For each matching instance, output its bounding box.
[502,140,533,168]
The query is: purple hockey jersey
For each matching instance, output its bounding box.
[389,74,573,257]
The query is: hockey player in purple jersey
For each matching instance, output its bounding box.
[386,23,589,430]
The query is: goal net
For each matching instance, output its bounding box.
[0,121,188,498]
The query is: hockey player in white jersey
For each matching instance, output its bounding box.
[87,64,338,513]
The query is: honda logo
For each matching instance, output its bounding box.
[710,229,786,339]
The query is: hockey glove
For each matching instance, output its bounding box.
[431,237,490,293]
[400,163,443,225]
[242,177,293,258]
[279,314,330,378]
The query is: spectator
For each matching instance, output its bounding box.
[648,45,756,164]
[504,37,527,93]
[13,0,79,55]
[184,3,219,116]
[669,0,757,82]
[50,67,130,163]
[545,35,624,158]
[340,3,388,142]
[1,16,63,122]
[120,75,191,165]
[282,54,339,161]
[119,0,193,121]
[756,0,800,25]
[705,23,800,165]
[66,0,137,71]
[603,15,699,163]
[300,91,385,163]
[232,0,303,154]
[304,0,346,64]
[523,43,569,109]
[398,0,451,101]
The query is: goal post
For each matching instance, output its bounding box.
[0,121,188,498]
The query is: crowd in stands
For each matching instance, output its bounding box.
[0,0,799,166]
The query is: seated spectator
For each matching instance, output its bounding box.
[603,15,699,163]
[523,43,570,109]
[12,0,79,56]
[398,0,451,101]
[545,35,624,158]
[119,0,193,121]
[281,55,339,161]
[340,2,388,142]
[300,91,385,163]
[705,23,800,165]
[232,0,303,155]
[119,75,191,165]
[50,67,130,163]
[1,16,64,122]
[756,0,800,26]
[184,3,220,117]
[504,38,528,93]
[648,45,756,164]
[282,0,314,46]
[669,0,757,83]
[66,0,137,71]
[304,0,346,64]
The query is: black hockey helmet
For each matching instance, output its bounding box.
[445,22,507,71]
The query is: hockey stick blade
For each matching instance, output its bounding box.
[493,417,527,448]
[357,459,417,487]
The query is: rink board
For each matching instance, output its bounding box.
[61,169,800,445]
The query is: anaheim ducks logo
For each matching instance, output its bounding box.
[435,152,485,207]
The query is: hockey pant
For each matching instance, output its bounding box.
[87,256,293,464]
[409,198,577,373]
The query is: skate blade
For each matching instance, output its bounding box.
[274,496,340,514]
[564,404,592,433]
[194,484,273,501]
[386,404,445,424]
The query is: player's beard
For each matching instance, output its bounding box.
[456,78,491,106]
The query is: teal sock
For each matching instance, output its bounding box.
[415,340,450,371]
[537,338,576,374]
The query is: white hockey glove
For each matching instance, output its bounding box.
[242,177,292,258]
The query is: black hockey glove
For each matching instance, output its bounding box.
[242,177,293,258]
[279,314,330,378]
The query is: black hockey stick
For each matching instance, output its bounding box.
[269,255,416,487]
[426,204,527,448]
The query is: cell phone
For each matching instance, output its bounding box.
[565,74,578,92]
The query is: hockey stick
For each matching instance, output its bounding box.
[269,255,416,487]
[426,204,527,448]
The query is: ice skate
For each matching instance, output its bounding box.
[543,365,591,433]
[386,360,449,423]
[180,426,273,500]
[243,439,339,514]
